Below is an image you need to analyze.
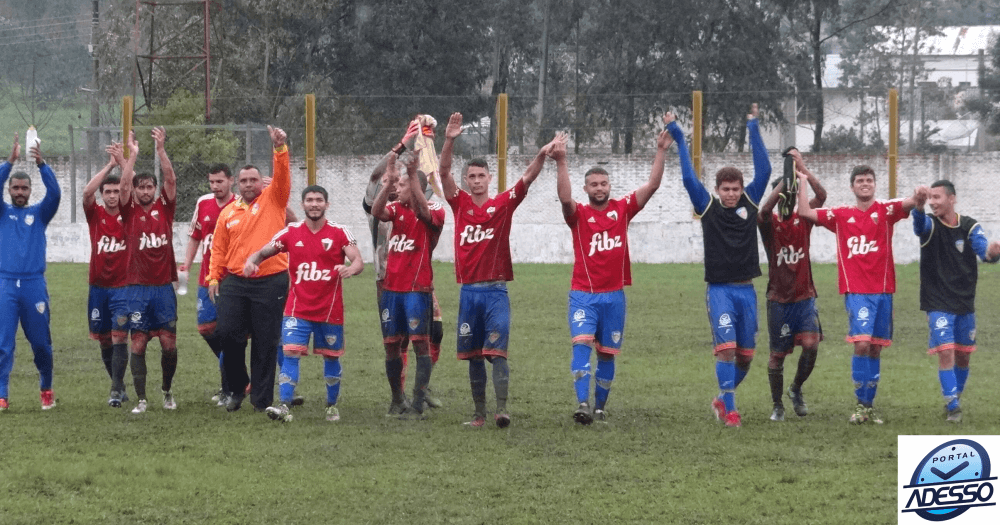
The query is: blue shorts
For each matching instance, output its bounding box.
[766,298,823,355]
[456,282,511,360]
[88,285,125,337]
[112,284,178,334]
[568,289,626,355]
[379,290,432,344]
[705,283,757,356]
[282,317,345,358]
[926,311,976,355]
[196,286,218,327]
[844,293,892,347]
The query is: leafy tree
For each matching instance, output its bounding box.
[965,34,1000,138]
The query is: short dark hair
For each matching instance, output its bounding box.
[208,163,232,178]
[100,174,121,193]
[931,179,956,196]
[239,164,261,175]
[584,167,609,181]
[134,172,157,188]
[9,171,30,185]
[715,167,744,187]
[781,146,798,157]
[301,185,328,201]
[850,165,875,184]
[466,158,490,172]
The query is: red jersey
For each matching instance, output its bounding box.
[84,200,128,288]
[759,212,817,303]
[447,179,526,283]
[566,193,641,293]
[121,193,177,286]
[270,221,357,324]
[382,200,445,293]
[814,200,906,294]
[188,193,235,287]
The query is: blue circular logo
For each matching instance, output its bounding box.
[906,439,992,521]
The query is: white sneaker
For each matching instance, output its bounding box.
[163,391,177,410]
[325,406,340,422]
[265,404,292,422]
[131,399,148,414]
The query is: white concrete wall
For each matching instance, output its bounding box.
[16,150,1000,267]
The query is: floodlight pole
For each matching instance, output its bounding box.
[497,94,508,191]
[889,89,898,199]
[305,94,316,186]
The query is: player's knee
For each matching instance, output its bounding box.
[158,331,177,349]
[852,340,871,355]
[937,349,956,369]
[197,322,217,337]
[955,351,972,368]
[130,332,150,354]
[716,348,736,362]
[412,340,430,357]
[97,333,113,348]
[384,345,401,360]
[767,353,785,369]
[735,353,753,367]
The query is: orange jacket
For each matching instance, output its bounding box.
[208,146,290,281]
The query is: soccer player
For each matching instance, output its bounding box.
[668,103,771,428]
[83,146,129,399]
[371,151,445,419]
[0,135,60,411]
[439,112,559,428]
[179,164,236,405]
[114,128,179,413]
[245,185,363,422]
[911,180,1000,422]
[797,166,922,424]
[556,117,671,425]
[757,148,826,421]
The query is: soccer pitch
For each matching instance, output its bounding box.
[2,262,999,524]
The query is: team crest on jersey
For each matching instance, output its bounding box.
[573,309,586,326]
[935,316,948,329]
[719,314,732,327]
[140,216,147,222]
[955,239,965,253]
[857,307,869,321]
[151,210,160,219]
[408,318,420,330]
[285,318,297,329]
[486,206,496,215]
[116,315,128,326]
[736,207,747,220]
[25,214,35,226]
[488,331,500,343]
[780,324,790,337]
[607,210,618,221]
[325,335,337,346]
[91,308,100,320]
[459,323,471,336]
[611,331,621,344]
[870,212,878,224]
[130,312,142,323]
[381,309,390,322]
[322,238,333,251]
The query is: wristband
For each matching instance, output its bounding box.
[391,142,406,155]
[273,144,287,154]
[207,279,218,286]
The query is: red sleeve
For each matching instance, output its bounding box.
[189,202,204,240]
[447,188,466,213]
[624,192,641,220]
[564,204,579,227]
[430,206,446,228]
[884,200,906,226]
[814,207,837,231]
[83,199,98,223]
[270,228,291,254]
[506,178,528,206]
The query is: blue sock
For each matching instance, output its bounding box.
[955,366,970,394]
[325,358,342,406]
[734,361,751,388]
[851,355,867,404]
[866,356,880,404]
[571,344,592,404]
[594,357,616,410]
[939,368,959,410]
[716,361,736,412]
[279,356,299,404]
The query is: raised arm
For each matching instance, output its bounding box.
[635,114,674,209]
[900,186,925,214]
[668,120,709,214]
[371,153,400,222]
[796,173,819,223]
[266,125,290,208]
[757,180,783,224]
[31,144,61,224]
[439,112,463,199]
[152,127,176,202]
[243,242,282,277]
[367,122,421,207]
[552,132,575,219]
[119,131,140,207]
[910,186,932,238]
[84,146,120,209]
[791,149,827,209]
[520,132,563,192]
[406,154,435,228]
[745,104,771,204]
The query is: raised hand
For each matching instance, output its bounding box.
[663,111,676,127]
[106,142,125,166]
[152,126,167,151]
[405,150,420,176]
[127,130,139,157]
[545,131,569,160]
[988,241,1000,261]
[8,134,19,164]
[268,125,287,148]
[445,112,463,140]
[656,129,673,150]
[748,103,759,120]
[385,152,401,185]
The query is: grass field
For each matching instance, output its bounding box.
[2,262,1000,524]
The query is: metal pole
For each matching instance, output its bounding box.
[692,91,703,179]
[69,125,77,223]
[122,96,133,159]
[305,94,316,185]
[245,123,252,166]
[497,94,508,191]
[90,0,100,158]
[889,88,898,199]
[204,0,211,122]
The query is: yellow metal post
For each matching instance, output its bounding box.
[888,89,898,199]
[496,94,508,191]
[692,91,703,179]
[122,96,133,159]
[305,94,316,186]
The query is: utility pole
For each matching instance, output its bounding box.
[536,0,550,142]
[90,0,100,156]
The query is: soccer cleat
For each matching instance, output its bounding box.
[424,387,443,409]
[0,398,8,411]
[865,406,884,425]
[216,392,230,407]
[398,406,427,420]
[787,387,808,417]
[385,399,410,417]
[291,395,305,407]
[574,402,593,425]
[131,399,148,414]
[724,410,742,427]
[40,389,56,410]
[162,391,177,410]
[849,404,868,424]
[211,389,224,404]
[946,407,963,423]
[108,391,123,408]
[770,405,785,422]
[711,396,727,421]
[463,414,487,427]
[593,409,607,423]
[495,413,511,428]
[325,405,340,422]
[226,394,245,412]
[265,404,292,422]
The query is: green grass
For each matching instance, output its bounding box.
[3,262,1000,524]
[0,95,95,157]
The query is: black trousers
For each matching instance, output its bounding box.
[216,272,288,410]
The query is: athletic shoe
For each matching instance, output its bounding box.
[385,399,410,417]
[424,387,443,409]
[787,387,808,417]
[0,398,8,411]
[216,393,230,407]
[265,404,292,422]
[398,406,426,420]
[770,405,785,422]
[211,389,225,404]
[593,409,607,423]
[464,414,486,427]
[711,396,727,420]
[131,399,148,414]
[574,402,593,425]
[724,410,742,427]
[495,413,511,428]
[108,391,123,408]
[946,407,963,423]
[865,406,884,425]
[849,404,868,424]
[226,394,245,412]
[162,391,177,410]
[40,389,56,410]
[325,405,340,422]
[291,396,305,407]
